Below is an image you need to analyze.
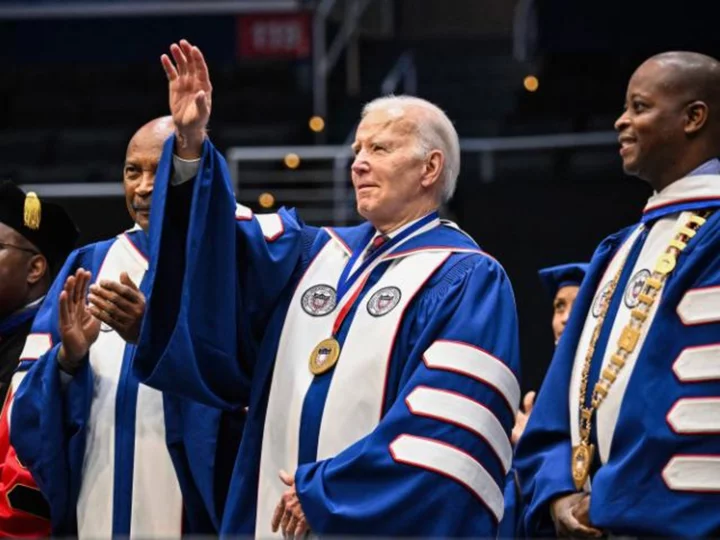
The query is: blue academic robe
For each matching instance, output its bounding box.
[499,470,523,538]
[134,136,522,537]
[0,303,39,405]
[10,228,235,537]
[516,171,720,537]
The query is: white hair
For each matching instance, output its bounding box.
[361,95,461,203]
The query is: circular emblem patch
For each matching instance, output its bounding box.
[367,286,402,317]
[591,281,613,318]
[301,284,337,317]
[624,269,651,309]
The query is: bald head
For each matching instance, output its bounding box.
[615,51,720,190]
[645,51,720,89]
[124,116,174,231]
[127,116,175,157]
[643,52,720,124]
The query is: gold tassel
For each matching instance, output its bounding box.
[23,192,41,230]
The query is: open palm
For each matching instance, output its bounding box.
[59,269,100,369]
[162,39,212,136]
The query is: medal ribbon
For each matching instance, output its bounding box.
[329,212,440,337]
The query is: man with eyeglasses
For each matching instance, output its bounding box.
[2,118,241,539]
[0,180,78,405]
[133,40,520,538]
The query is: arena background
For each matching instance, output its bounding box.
[1,0,718,393]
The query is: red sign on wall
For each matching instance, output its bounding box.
[238,13,311,59]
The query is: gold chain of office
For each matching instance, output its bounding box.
[571,209,713,490]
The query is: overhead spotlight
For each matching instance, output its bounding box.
[259,192,275,209]
[284,153,300,169]
[524,75,539,92]
[309,116,325,133]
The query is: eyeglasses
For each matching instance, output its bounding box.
[0,241,39,255]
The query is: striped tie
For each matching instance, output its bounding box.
[364,234,389,260]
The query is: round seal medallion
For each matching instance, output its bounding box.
[367,286,402,317]
[301,284,337,317]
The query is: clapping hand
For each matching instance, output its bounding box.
[511,390,536,445]
[88,272,145,344]
[57,269,100,374]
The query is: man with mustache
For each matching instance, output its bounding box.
[516,51,720,537]
[4,117,236,537]
[133,40,521,537]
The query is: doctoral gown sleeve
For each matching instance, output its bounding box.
[295,254,521,537]
[134,136,314,410]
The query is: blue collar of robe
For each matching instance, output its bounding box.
[327,218,480,258]
[0,303,40,338]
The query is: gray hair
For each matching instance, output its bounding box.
[361,95,461,203]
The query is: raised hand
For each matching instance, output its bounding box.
[161,39,212,155]
[88,272,146,344]
[58,269,100,374]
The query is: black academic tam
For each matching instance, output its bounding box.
[0,180,79,269]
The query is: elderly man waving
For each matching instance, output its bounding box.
[134,39,521,538]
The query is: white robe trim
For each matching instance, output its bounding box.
[18,333,53,361]
[677,286,720,326]
[77,232,182,539]
[672,344,720,382]
[255,222,464,537]
[5,371,29,433]
[643,174,720,213]
[405,385,512,474]
[389,434,504,522]
[422,340,520,415]
[569,212,699,472]
[662,455,720,492]
[666,397,720,434]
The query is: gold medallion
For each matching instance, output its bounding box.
[571,442,595,490]
[309,337,341,375]
[571,211,712,493]
[654,253,676,276]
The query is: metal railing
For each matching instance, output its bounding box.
[0,0,301,18]
[313,0,379,124]
[20,131,619,225]
[512,0,537,63]
[226,130,618,225]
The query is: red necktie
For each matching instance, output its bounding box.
[364,234,388,260]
